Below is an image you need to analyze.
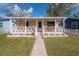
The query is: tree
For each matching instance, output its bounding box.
[70,12,79,18]
[47,3,79,17]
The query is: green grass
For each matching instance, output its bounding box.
[45,35,79,56]
[0,34,35,56]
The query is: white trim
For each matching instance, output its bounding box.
[7,35,34,37]
[25,19,26,35]
[45,35,68,37]
[43,19,44,38]
[63,19,65,35]
[3,17,67,19]
[10,32,33,35]
[71,21,78,28]
[55,20,56,33]
[45,32,64,35]
[35,19,37,38]
[10,18,12,34]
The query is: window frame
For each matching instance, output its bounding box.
[47,21,55,26]
[71,21,78,29]
[0,22,3,27]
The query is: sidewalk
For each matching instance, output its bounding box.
[31,38,47,56]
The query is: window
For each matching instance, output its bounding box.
[59,22,63,26]
[0,22,3,27]
[47,21,55,26]
[71,22,78,29]
[13,24,15,27]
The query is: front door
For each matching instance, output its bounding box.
[38,22,42,32]
[38,22,42,28]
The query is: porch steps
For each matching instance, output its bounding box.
[36,32,43,39]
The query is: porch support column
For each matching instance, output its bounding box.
[10,17,12,34]
[63,18,65,35]
[43,19,44,38]
[55,19,59,34]
[35,19,37,38]
[25,19,26,35]
[55,20,57,34]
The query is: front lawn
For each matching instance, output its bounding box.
[0,34,35,56]
[45,35,79,56]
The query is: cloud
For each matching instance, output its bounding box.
[0,4,33,17]
[23,7,33,16]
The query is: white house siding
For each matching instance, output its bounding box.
[0,20,10,34]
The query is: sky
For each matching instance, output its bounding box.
[0,3,49,17]
[0,3,79,17]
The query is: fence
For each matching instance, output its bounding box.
[65,29,79,33]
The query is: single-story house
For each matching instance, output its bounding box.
[0,17,67,38]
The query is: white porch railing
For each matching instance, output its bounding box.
[13,26,25,32]
[44,26,64,35]
[65,29,79,33]
[44,26,63,32]
[12,26,35,35]
[44,26,55,32]
[11,25,64,35]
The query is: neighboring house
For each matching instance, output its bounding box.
[0,18,10,34]
[65,18,79,33]
[65,18,79,29]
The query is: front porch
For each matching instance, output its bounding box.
[8,17,67,38]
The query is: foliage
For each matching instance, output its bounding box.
[47,3,79,18]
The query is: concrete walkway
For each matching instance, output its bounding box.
[31,38,47,56]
